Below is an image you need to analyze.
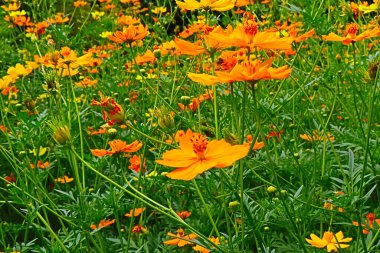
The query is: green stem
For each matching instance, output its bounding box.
[36,211,70,253]
[192,179,221,238]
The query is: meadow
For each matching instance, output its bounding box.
[1,0,380,252]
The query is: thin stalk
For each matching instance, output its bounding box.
[36,211,70,253]
[192,179,221,238]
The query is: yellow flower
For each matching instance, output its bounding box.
[176,0,236,12]
[306,231,352,252]
[300,130,334,142]
[152,6,167,14]
[55,175,74,184]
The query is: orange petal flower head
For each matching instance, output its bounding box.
[91,139,143,156]
[176,0,236,12]
[108,24,149,44]
[163,228,198,247]
[176,210,192,219]
[125,207,146,217]
[90,219,115,230]
[91,96,125,124]
[306,231,352,252]
[156,129,249,180]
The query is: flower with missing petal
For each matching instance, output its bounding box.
[156,129,249,180]
[125,207,145,217]
[90,219,115,230]
[306,231,352,252]
[163,228,198,247]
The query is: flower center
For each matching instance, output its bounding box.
[346,23,359,35]
[191,134,208,160]
[366,212,375,222]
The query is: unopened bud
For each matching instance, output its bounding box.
[52,124,71,145]
[228,201,239,209]
[267,186,277,193]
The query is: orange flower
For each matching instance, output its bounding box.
[215,58,291,84]
[193,237,220,253]
[74,77,98,87]
[246,134,265,150]
[322,23,380,45]
[91,96,125,124]
[174,37,205,56]
[73,1,88,7]
[131,224,148,234]
[1,2,20,11]
[352,212,380,234]
[300,130,334,142]
[163,228,198,247]
[178,98,200,111]
[30,161,50,169]
[108,24,149,44]
[156,129,249,180]
[91,139,143,157]
[125,207,146,217]
[176,0,236,12]
[55,175,74,184]
[306,231,352,252]
[90,219,115,230]
[134,49,156,65]
[176,210,192,219]
[128,155,145,172]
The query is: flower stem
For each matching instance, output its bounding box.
[192,179,221,238]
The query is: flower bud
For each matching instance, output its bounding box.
[158,114,175,129]
[369,62,379,80]
[52,124,72,145]
[267,186,277,193]
[228,201,240,209]
[222,129,239,145]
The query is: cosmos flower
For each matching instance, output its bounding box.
[156,129,249,180]
[163,228,198,247]
[91,139,143,157]
[322,23,380,45]
[176,0,236,12]
[306,231,352,252]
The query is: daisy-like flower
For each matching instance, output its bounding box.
[108,24,149,44]
[306,231,352,252]
[176,0,236,12]
[300,130,334,142]
[91,139,143,157]
[322,23,380,45]
[188,58,291,85]
[156,129,249,180]
[176,210,192,219]
[163,228,198,247]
